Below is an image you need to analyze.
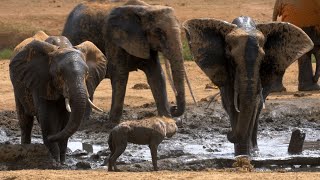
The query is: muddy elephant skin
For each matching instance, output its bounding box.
[108,117,177,171]
[62,0,186,123]
[10,34,107,162]
[184,16,313,155]
[272,0,320,91]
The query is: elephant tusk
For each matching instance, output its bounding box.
[88,98,103,112]
[234,90,240,113]
[164,58,177,96]
[65,98,72,113]
[260,88,265,109]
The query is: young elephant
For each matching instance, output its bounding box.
[10,34,107,162]
[107,116,178,171]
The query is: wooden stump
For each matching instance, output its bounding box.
[288,129,306,154]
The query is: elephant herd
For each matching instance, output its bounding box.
[9,0,318,169]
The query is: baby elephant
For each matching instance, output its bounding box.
[108,116,178,171]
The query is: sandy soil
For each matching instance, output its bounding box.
[0,0,319,179]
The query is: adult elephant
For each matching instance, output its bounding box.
[272,0,320,92]
[10,35,107,162]
[183,16,313,155]
[62,0,186,123]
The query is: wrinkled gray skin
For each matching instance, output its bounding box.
[10,37,107,162]
[62,0,186,123]
[184,16,313,155]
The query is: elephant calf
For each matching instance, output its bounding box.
[108,116,178,171]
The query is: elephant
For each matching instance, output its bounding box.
[183,16,313,155]
[272,0,320,92]
[62,0,186,123]
[10,35,107,162]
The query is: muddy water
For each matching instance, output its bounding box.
[0,98,320,171]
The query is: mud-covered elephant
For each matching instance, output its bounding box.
[183,16,313,155]
[62,0,186,123]
[272,0,320,92]
[10,34,107,162]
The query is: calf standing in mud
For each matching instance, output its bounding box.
[108,117,178,171]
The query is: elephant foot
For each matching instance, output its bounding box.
[269,83,286,93]
[298,83,320,91]
[234,143,250,156]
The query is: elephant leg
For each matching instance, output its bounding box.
[298,52,320,91]
[109,67,129,124]
[58,110,69,163]
[38,100,61,162]
[312,47,320,83]
[234,141,250,156]
[58,139,68,163]
[149,143,159,171]
[250,118,259,154]
[140,58,171,117]
[269,70,286,92]
[16,102,34,144]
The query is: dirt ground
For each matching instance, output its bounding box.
[0,0,319,179]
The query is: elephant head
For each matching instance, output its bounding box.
[10,39,107,142]
[105,4,185,117]
[183,16,313,155]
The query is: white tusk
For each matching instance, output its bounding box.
[65,98,71,113]
[88,98,103,112]
[234,90,240,113]
[164,58,177,96]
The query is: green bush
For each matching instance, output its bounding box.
[312,54,316,63]
[0,48,13,60]
[182,40,193,61]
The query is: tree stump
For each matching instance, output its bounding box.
[288,129,306,154]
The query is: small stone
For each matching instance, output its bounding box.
[76,161,91,169]
[132,83,150,90]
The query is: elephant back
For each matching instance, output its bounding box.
[279,0,320,30]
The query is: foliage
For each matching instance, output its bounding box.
[0,48,13,60]
[182,39,193,61]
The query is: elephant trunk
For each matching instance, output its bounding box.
[48,79,87,142]
[228,78,258,144]
[163,35,186,117]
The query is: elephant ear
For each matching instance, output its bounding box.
[105,6,150,59]
[183,18,236,87]
[13,31,49,56]
[257,22,314,90]
[74,41,107,98]
[10,40,59,99]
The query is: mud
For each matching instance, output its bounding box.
[0,97,319,172]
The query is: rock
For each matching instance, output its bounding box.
[76,161,91,169]
[71,149,88,157]
[132,83,150,90]
[205,83,218,89]
[89,154,100,161]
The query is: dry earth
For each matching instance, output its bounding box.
[0,0,319,179]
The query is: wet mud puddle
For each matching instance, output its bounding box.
[63,127,320,171]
